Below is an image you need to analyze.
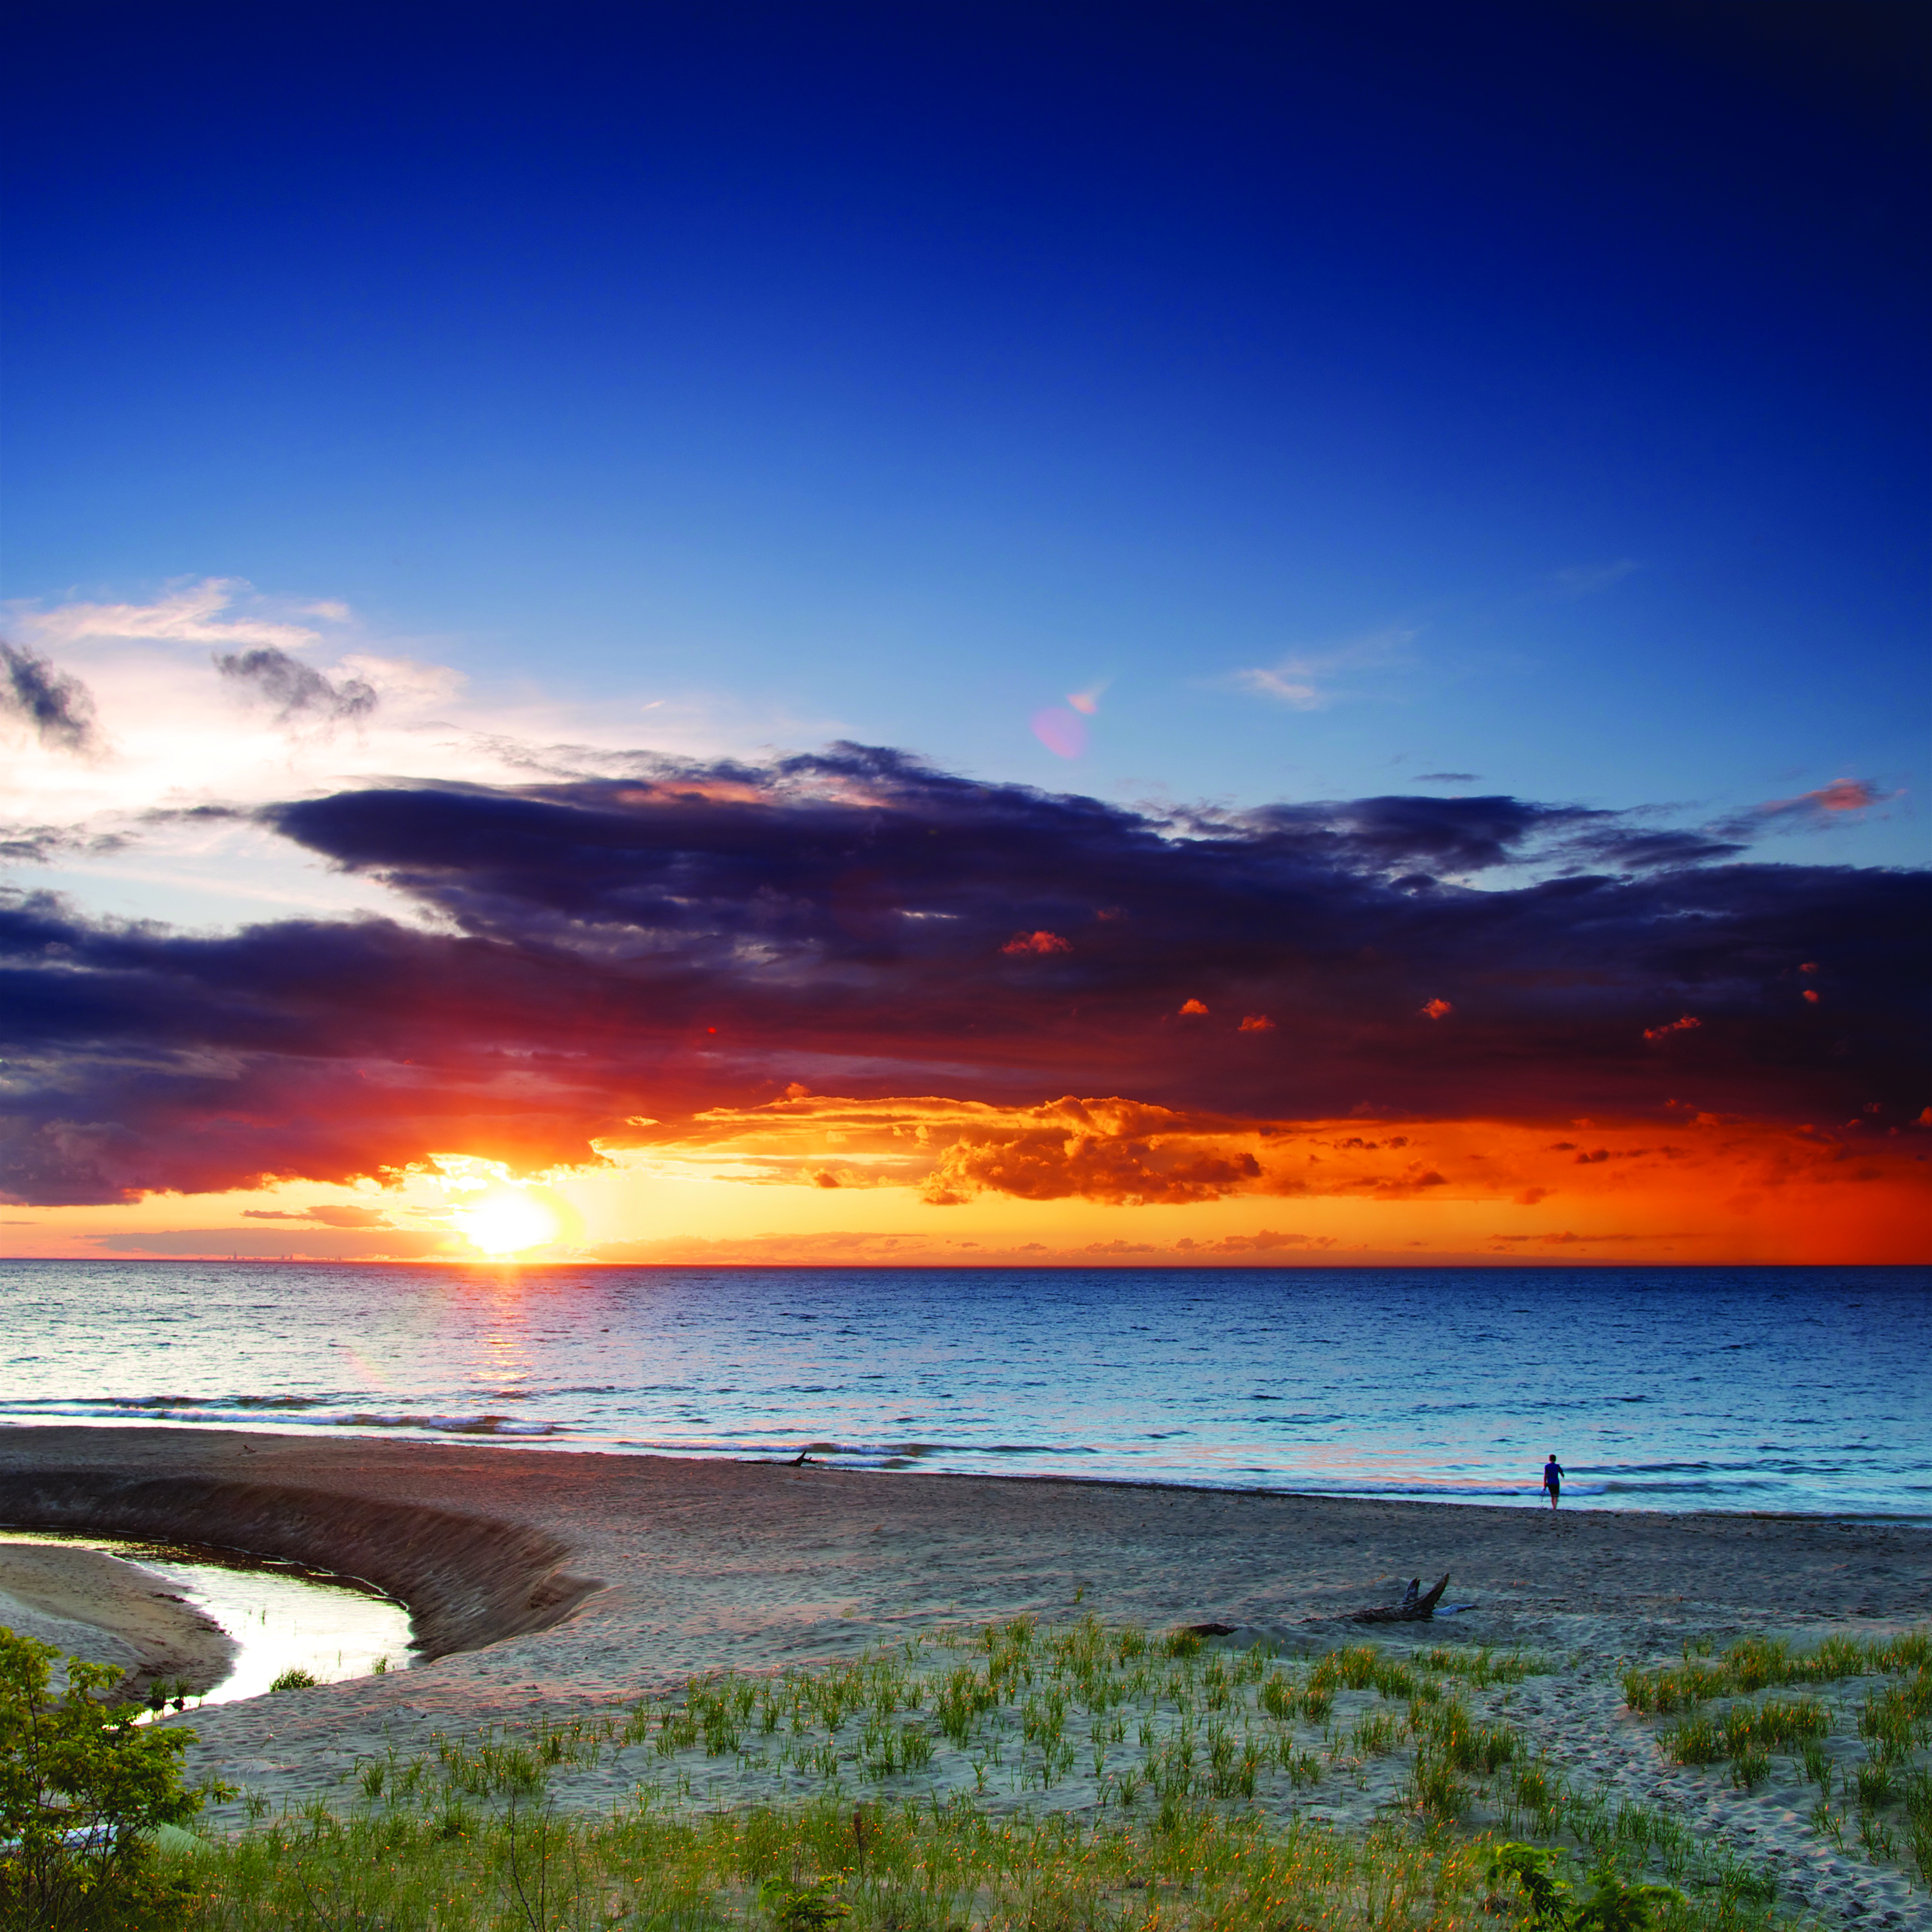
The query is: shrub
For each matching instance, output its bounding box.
[266,1667,317,1693]
[0,1628,223,1932]
[759,1874,851,1931]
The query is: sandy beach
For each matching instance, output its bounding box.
[1,1424,1927,1925]
[0,1537,236,1696]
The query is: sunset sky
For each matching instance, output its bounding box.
[2,3,1926,1264]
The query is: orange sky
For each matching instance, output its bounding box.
[9,1099,1925,1266]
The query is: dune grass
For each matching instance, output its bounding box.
[141,1617,1814,1931]
[1622,1629,1932,1884]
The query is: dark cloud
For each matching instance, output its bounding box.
[0,642,101,755]
[215,648,377,725]
[1232,793,1606,876]
[1,746,1925,1203]
[1562,827,1750,870]
[0,824,129,865]
[1415,772,1478,783]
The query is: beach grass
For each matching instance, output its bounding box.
[1618,1629,1932,1881]
[139,1617,1842,1931]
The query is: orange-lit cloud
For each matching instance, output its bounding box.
[1,747,1924,1272]
[1643,1014,1701,1042]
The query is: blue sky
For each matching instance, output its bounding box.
[2,1,1925,875]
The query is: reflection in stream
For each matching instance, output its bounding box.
[0,1531,415,1705]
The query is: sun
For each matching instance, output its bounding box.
[453,1190,558,1257]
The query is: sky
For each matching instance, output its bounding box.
[1,1,1927,1265]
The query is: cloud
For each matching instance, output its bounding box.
[1002,930,1072,956]
[19,578,332,652]
[0,643,101,755]
[1227,627,1417,711]
[0,744,1924,1203]
[241,1203,393,1227]
[1717,778,1887,839]
[1643,1014,1702,1043]
[1416,772,1478,784]
[915,1097,1267,1205]
[216,648,378,726]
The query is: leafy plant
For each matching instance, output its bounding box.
[266,1667,317,1692]
[1486,1842,1570,1925]
[0,1629,224,1932]
[1485,1844,1682,1932]
[760,1874,851,1931]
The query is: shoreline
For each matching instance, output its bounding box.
[5,1418,1927,1527]
[3,1423,1926,1667]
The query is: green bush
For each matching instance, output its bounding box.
[1485,1843,1684,1932]
[0,1628,225,1931]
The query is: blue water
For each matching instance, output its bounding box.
[1,1264,1925,1517]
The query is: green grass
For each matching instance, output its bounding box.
[1622,1631,1929,1715]
[94,1618,1880,1931]
[164,1793,1527,1931]
[1628,1628,1932,1887]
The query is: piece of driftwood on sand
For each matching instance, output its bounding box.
[1352,1571,1449,1623]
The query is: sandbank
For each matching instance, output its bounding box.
[1,1425,1927,1925]
[0,1539,236,1696]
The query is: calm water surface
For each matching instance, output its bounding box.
[2,1264,1925,1517]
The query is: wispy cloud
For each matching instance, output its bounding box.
[1226,626,1418,710]
[18,577,339,652]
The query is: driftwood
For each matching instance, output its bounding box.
[1351,1571,1449,1624]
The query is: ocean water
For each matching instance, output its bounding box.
[1,1263,1926,1518]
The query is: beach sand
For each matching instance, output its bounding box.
[1,1425,1926,1924]
[0,1539,236,1696]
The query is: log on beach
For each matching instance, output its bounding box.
[1351,1571,1450,1623]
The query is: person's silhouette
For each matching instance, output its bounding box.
[1543,1454,1565,1509]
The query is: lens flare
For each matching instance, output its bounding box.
[1031,706,1087,758]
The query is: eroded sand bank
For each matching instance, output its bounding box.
[1,1426,1926,1925]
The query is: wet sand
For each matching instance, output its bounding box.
[1,1425,1926,1925]
[0,1540,236,1696]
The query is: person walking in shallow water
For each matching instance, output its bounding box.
[1543,1454,1566,1509]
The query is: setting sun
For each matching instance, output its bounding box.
[452,1190,558,1256]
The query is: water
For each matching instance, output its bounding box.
[1,1263,1926,1517]
[0,1530,414,1704]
